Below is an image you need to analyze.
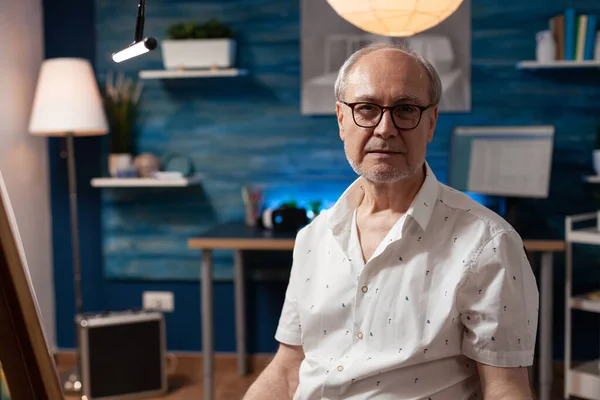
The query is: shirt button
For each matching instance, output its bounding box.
[337,365,344,372]
[361,286,368,293]
[357,331,364,339]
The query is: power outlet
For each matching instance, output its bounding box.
[143,291,174,312]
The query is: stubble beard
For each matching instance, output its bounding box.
[345,145,424,183]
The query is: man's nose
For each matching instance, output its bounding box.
[373,109,398,139]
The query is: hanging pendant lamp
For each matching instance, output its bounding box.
[326,0,464,37]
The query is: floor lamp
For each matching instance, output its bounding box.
[28,58,108,393]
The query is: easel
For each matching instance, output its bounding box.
[0,170,63,400]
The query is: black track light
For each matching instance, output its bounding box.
[112,0,157,63]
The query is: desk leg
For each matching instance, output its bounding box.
[539,251,553,400]
[202,249,214,400]
[234,250,248,375]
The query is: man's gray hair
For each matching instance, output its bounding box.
[333,41,443,106]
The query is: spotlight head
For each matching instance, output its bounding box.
[111,37,157,63]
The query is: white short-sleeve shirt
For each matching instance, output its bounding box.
[275,162,539,400]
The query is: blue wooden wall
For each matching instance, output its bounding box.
[46,0,600,359]
[95,0,356,282]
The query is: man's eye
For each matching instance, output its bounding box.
[398,105,417,112]
[357,105,375,112]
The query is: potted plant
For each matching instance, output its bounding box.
[161,18,236,70]
[101,72,143,177]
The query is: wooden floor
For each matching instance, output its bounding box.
[56,352,266,400]
[55,352,575,400]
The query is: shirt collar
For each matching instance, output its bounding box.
[326,161,440,237]
[406,162,439,232]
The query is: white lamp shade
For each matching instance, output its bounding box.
[28,58,108,137]
[327,0,464,37]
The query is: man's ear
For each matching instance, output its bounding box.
[427,105,438,143]
[336,102,346,141]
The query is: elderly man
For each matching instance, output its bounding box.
[243,42,538,400]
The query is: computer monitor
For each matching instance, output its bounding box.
[448,125,555,235]
[448,125,555,199]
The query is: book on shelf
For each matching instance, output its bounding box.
[549,8,597,62]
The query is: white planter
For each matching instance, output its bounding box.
[161,39,236,70]
[109,153,132,177]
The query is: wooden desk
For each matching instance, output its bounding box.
[188,223,295,400]
[188,222,564,400]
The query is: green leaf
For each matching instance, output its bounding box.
[166,18,234,40]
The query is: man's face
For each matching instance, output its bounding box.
[336,49,438,183]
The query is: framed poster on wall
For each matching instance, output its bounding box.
[301,0,471,115]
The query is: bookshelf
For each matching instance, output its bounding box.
[564,213,600,400]
[522,9,599,74]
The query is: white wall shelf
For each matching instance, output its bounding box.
[139,68,248,79]
[91,175,203,188]
[584,175,600,183]
[517,60,600,70]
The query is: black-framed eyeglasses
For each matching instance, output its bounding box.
[340,101,432,130]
